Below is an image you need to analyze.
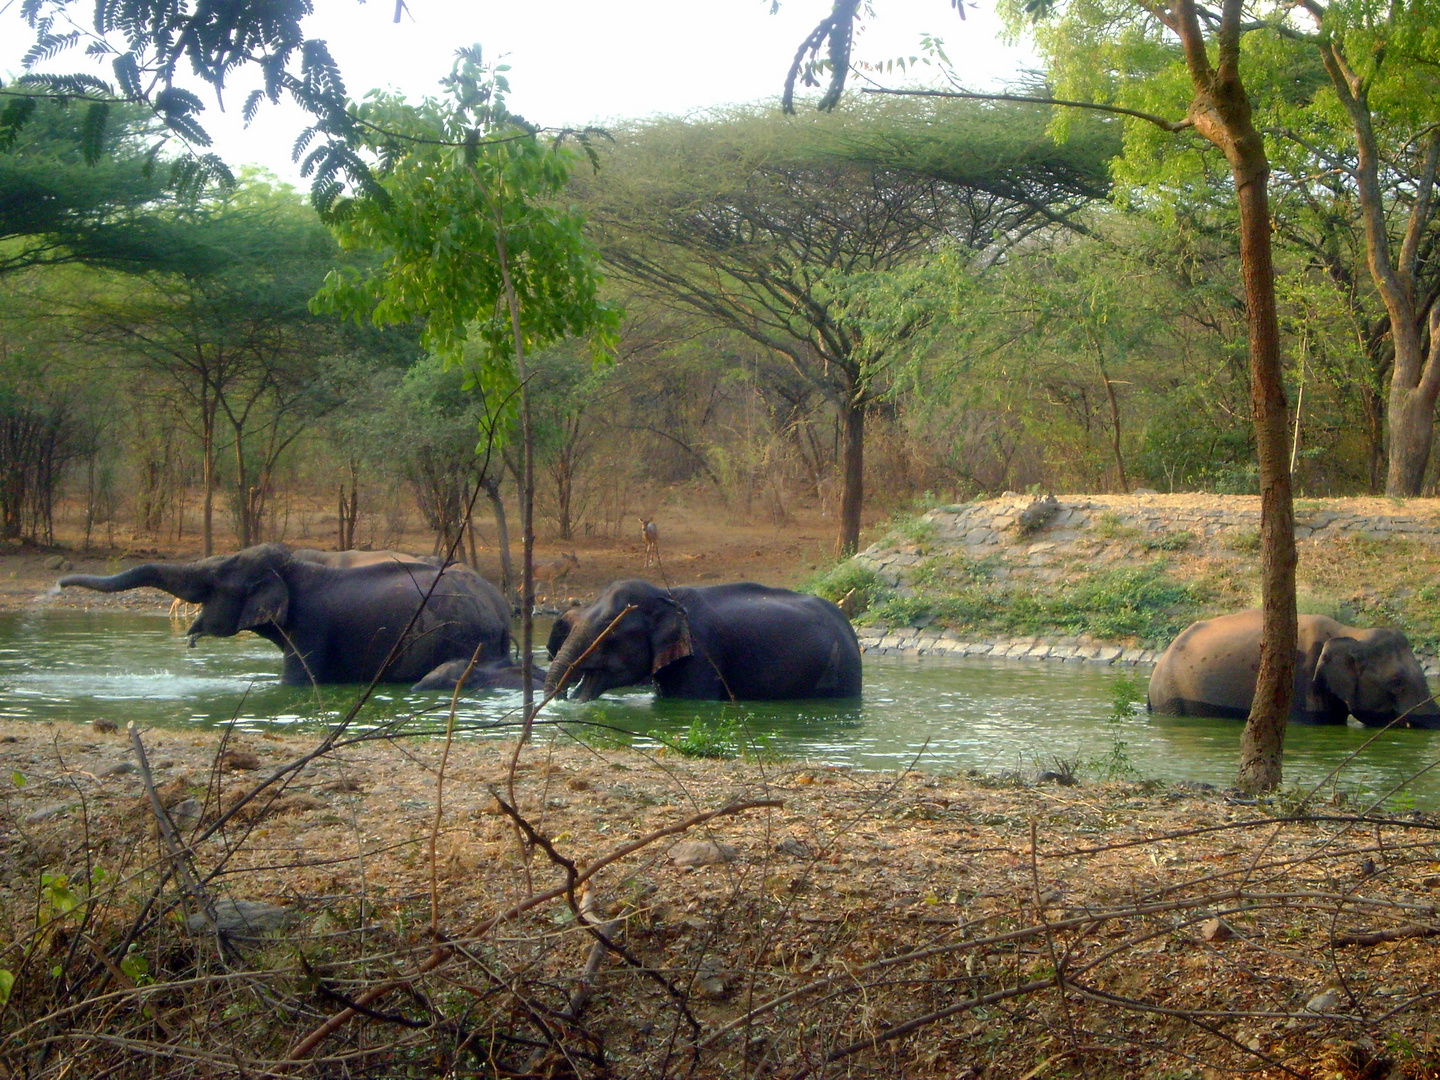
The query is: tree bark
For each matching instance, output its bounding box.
[1312,32,1440,495]
[482,475,514,599]
[837,398,865,558]
[1172,0,1296,792]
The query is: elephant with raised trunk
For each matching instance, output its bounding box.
[59,543,511,686]
[545,579,862,702]
[1149,609,1440,728]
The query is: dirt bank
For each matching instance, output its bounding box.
[3,717,1438,1078]
[841,494,1440,667]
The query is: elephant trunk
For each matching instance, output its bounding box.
[59,563,209,603]
[544,616,593,700]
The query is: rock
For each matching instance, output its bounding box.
[99,761,137,777]
[91,719,118,734]
[43,555,71,571]
[188,898,295,937]
[775,837,811,859]
[1303,988,1340,1014]
[24,802,70,824]
[1016,494,1060,534]
[169,798,203,829]
[669,840,738,868]
[1200,917,1233,943]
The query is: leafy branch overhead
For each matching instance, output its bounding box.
[8,0,372,196]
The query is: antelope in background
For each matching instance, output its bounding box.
[640,518,660,569]
[539,551,579,601]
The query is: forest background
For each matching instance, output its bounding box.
[1,1,1437,584]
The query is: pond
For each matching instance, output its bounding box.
[4,609,1439,808]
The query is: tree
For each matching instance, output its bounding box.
[314,49,618,722]
[0,99,190,276]
[795,0,1296,790]
[7,0,373,199]
[585,100,1113,555]
[1293,2,1440,495]
[81,176,348,552]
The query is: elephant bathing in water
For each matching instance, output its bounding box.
[412,658,545,694]
[545,579,862,702]
[1148,609,1440,728]
[59,543,511,686]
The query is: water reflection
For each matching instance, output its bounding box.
[2,610,1438,807]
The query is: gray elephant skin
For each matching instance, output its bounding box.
[59,543,511,686]
[545,579,862,702]
[412,657,545,694]
[1148,609,1440,728]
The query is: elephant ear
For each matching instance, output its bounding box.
[238,574,289,631]
[650,600,694,674]
[1315,637,1360,707]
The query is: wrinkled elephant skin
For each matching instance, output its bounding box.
[545,579,862,702]
[59,543,511,687]
[1149,609,1440,728]
[411,658,545,694]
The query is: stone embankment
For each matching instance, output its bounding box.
[850,493,1440,669]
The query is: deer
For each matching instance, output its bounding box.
[640,518,660,569]
[539,551,579,601]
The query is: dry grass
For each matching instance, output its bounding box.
[3,713,1440,1079]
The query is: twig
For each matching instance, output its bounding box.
[287,798,782,1063]
[1332,923,1440,947]
[127,723,224,954]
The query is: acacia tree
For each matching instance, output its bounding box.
[81,178,344,552]
[314,49,618,718]
[586,101,1112,555]
[795,0,1296,789]
[1289,2,1440,495]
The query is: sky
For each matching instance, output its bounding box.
[2,0,1037,181]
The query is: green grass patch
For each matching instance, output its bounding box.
[1093,513,1141,540]
[1228,528,1260,552]
[1144,530,1194,552]
[802,560,885,606]
[865,561,1207,647]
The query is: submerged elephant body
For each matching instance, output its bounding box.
[545,579,862,702]
[412,658,545,694]
[60,543,511,686]
[1149,610,1440,728]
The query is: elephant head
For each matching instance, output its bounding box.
[544,581,692,702]
[1313,630,1440,728]
[60,543,293,644]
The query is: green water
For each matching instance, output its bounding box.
[4,609,1439,807]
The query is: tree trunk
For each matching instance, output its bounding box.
[1175,0,1296,792]
[201,403,215,557]
[483,476,514,599]
[837,398,864,558]
[1313,41,1440,495]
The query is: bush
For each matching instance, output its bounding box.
[803,561,885,606]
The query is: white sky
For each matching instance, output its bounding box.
[2,0,1036,181]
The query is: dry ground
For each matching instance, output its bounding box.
[3,717,1440,1079]
[0,495,844,615]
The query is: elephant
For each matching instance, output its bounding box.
[59,543,511,686]
[544,579,862,702]
[1148,609,1440,728]
[547,607,583,660]
[411,657,546,694]
[290,548,444,569]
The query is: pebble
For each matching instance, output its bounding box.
[187,898,295,937]
[24,802,70,824]
[669,840,738,868]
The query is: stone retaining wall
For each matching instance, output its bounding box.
[849,494,1440,673]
